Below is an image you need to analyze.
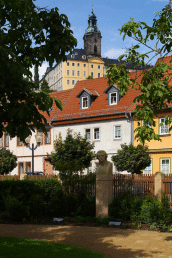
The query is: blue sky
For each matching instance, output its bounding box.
[34,0,170,79]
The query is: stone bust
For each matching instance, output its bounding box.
[96,150,113,180]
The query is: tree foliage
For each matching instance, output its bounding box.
[40,79,49,92]
[0,0,77,141]
[50,130,95,182]
[106,2,172,144]
[34,64,39,90]
[0,148,17,175]
[111,143,151,174]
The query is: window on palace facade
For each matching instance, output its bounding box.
[67,70,70,75]
[72,80,75,85]
[83,71,86,77]
[77,70,80,76]
[98,65,100,69]
[91,72,94,78]
[91,64,94,68]
[83,63,86,67]
[77,63,80,67]
[72,62,75,66]
[67,80,70,85]
[98,73,100,78]
[72,70,75,76]
[67,62,70,66]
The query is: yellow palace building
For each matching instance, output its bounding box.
[39,9,152,92]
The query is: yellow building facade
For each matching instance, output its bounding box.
[133,111,172,175]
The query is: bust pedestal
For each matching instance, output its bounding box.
[96,161,113,218]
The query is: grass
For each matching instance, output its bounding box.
[0,236,109,258]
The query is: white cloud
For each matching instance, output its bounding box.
[30,62,49,81]
[38,62,49,80]
[103,48,126,59]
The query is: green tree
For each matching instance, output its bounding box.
[50,130,95,182]
[0,148,17,175]
[111,143,151,174]
[40,79,49,92]
[86,75,93,79]
[106,1,172,144]
[34,64,39,90]
[0,0,77,142]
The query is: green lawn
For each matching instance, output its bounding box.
[0,236,109,258]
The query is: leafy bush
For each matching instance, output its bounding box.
[109,189,136,220]
[75,191,96,217]
[47,189,67,217]
[3,195,30,222]
[27,194,45,219]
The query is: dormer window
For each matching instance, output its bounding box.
[82,55,86,59]
[71,54,75,58]
[110,92,117,105]
[82,97,88,109]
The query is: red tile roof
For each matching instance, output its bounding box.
[51,75,143,125]
[40,89,72,123]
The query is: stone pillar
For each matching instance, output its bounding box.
[154,171,164,201]
[96,150,113,218]
[20,173,27,180]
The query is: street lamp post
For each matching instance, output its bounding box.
[25,132,43,175]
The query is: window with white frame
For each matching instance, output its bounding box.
[0,137,2,147]
[17,137,22,146]
[114,125,121,139]
[91,72,94,78]
[91,64,94,68]
[110,92,117,105]
[72,70,75,76]
[82,55,86,59]
[67,62,69,66]
[77,63,80,67]
[93,128,99,140]
[72,80,75,85]
[98,73,100,78]
[82,97,88,108]
[26,162,31,172]
[72,62,75,66]
[77,70,80,76]
[83,71,86,77]
[5,133,9,147]
[67,80,70,85]
[159,118,169,135]
[83,63,86,67]
[67,70,70,75]
[160,158,170,174]
[45,129,51,144]
[143,159,152,174]
[85,129,91,140]
[37,130,43,144]
[98,65,100,69]
[19,163,24,174]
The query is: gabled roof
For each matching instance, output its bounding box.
[103,84,118,93]
[76,87,99,97]
[51,73,144,124]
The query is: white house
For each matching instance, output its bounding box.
[3,74,142,175]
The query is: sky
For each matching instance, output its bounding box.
[33,0,170,80]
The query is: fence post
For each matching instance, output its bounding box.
[96,150,113,218]
[20,173,27,180]
[154,171,164,201]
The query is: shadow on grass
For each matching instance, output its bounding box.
[0,224,167,258]
[0,236,109,258]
